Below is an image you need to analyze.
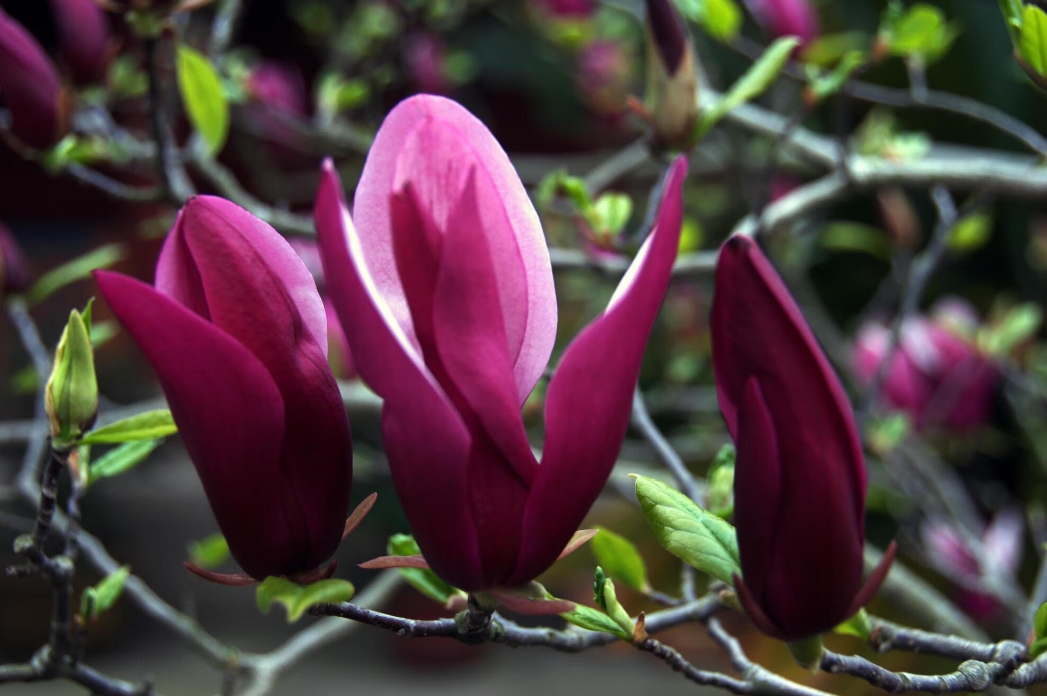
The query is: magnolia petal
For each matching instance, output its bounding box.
[359,555,430,570]
[486,590,576,616]
[354,95,556,405]
[342,492,378,540]
[557,529,599,560]
[315,161,483,590]
[50,0,112,85]
[732,378,782,606]
[0,9,65,149]
[156,196,327,359]
[733,575,787,640]
[846,541,897,618]
[94,271,296,580]
[509,156,687,588]
[183,562,257,587]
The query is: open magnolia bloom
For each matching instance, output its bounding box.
[315,94,686,593]
[711,236,894,641]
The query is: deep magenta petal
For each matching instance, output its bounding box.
[732,378,783,607]
[314,161,484,589]
[50,0,112,84]
[354,95,556,405]
[510,156,687,587]
[94,271,300,580]
[711,235,867,640]
[0,9,65,149]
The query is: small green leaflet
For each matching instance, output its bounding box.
[27,244,127,306]
[176,44,229,155]
[81,565,131,620]
[673,0,742,42]
[187,533,230,570]
[80,409,177,445]
[1020,6,1047,79]
[834,608,873,639]
[633,474,741,586]
[697,37,800,139]
[999,0,1024,45]
[89,439,163,484]
[387,534,462,605]
[256,577,355,623]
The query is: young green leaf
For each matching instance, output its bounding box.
[89,439,163,483]
[697,37,800,138]
[1020,6,1047,79]
[834,608,873,639]
[176,44,230,155]
[589,193,633,237]
[633,474,741,585]
[388,533,462,605]
[999,0,1024,45]
[884,4,960,63]
[256,577,355,623]
[560,604,632,639]
[591,528,648,592]
[1034,600,1047,638]
[80,410,177,445]
[673,0,742,42]
[27,244,127,306]
[187,533,230,570]
[947,211,993,253]
[80,565,131,620]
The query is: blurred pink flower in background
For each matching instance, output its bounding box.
[921,510,1023,621]
[852,298,999,431]
[404,33,452,95]
[744,0,820,47]
[576,39,632,116]
[533,0,597,18]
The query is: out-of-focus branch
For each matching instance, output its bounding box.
[142,38,194,204]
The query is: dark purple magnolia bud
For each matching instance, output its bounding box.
[711,236,894,641]
[0,9,69,149]
[315,95,687,591]
[50,0,114,84]
[533,0,596,18]
[0,222,29,297]
[95,197,353,581]
[643,0,698,149]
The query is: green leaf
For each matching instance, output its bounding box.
[633,474,740,585]
[980,303,1043,357]
[806,51,866,102]
[27,244,127,306]
[1033,600,1047,638]
[187,533,230,570]
[881,4,960,64]
[589,193,633,237]
[674,0,742,42]
[947,211,993,252]
[834,608,873,639]
[89,439,163,483]
[591,528,648,592]
[705,444,735,519]
[257,577,355,622]
[698,37,800,138]
[592,568,635,637]
[999,0,1024,45]
[388,534,462,605]
[176,44,229,155]
[1020,6,1047,78]
[80,565,131,619]
[1032,636,1047,659]
[801,32,869,67]
[560,604,631,639]
[80,410,177,445]
[819,222,891,260]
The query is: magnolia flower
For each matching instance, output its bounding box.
[50,0,113,84]
[0,8,69,149]
[853,298,999,431]
[711,236,894,641]
[95,197,353,582]
[315,94,686,592]
[745,0,820,47]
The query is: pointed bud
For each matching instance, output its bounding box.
[0,8,70,149]
[45,308,98,447]
[644,0,699,149]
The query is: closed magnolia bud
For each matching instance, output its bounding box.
[745,0,820,47]
[711,236,894,641]
[0,8,69,149]
[0,222,30,297]
[644,0,698,149]
[46,309,99,447]
[50,0,114,84]
[95,197,353,581]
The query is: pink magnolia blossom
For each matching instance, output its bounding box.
[95,197,353,581]
[315,94,686,591]
[852,299,999,431]
[712,236,893,640]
